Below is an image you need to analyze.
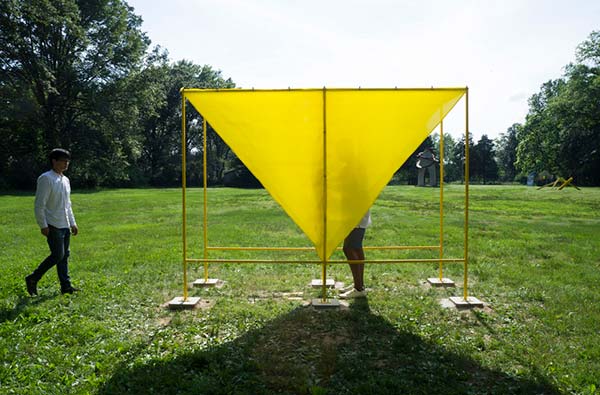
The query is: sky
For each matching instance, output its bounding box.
[127,0,600,140]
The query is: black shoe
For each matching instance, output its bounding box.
[61,286,80,294]
[25,275,38,296]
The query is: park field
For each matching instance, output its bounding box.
[1,185,599,394]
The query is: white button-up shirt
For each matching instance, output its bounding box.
[34,170,76,229]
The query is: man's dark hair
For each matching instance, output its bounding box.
[49,148,71,162]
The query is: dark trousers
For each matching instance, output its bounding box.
[30,226,71,289]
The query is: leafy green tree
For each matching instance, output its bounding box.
[495,124,520,182]
[130,59,235,187]
[434,132,462,183]
[555,37,600,185]
[448,134,474,183]
[0,0,148,188]
[517,31,600,185]
[516,79,566,177]
[471,134,498,184]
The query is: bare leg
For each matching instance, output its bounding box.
[343,246,365,291]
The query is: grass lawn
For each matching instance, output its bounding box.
[1,185,599,394]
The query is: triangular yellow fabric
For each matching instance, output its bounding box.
[186,90,325,250]
[185,88,465,260]
[325,89,464,258]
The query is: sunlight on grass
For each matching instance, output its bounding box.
[1,186,599,394]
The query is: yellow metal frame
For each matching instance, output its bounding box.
[321,87,328,301]
[464,88,470,300]
[181,94,188,300]
[179,87,471,302]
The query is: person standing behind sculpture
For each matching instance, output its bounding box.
[416,147,438,187]
[340,209,371,299]
[25,148,80,296]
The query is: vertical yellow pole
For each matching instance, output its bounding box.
[182,92,188,301]
[321,87,328,302]
[203,118,209,282]
[439,120,445,280]
[464,89,470,300]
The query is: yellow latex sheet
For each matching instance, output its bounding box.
[185,88,465,260]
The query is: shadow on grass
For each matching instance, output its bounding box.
[0,294,57,324]
[99,299,558,395]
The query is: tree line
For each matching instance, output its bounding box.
[1,1,599,189]
[399,31,599,186]
[1,0,237,190]
[392,31,600,187]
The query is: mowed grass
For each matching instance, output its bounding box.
[1,185,599,394]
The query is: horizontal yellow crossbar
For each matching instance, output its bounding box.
[206,245,440,251]
[185,258,464,264]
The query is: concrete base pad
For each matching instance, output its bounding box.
[427,277,455,287]
[311,298,341,309]
[311,279,335,288]
[167,296,202,310]
[449,296,484,308]
[193,278,219,287]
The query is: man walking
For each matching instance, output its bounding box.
[26,148,79,295]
